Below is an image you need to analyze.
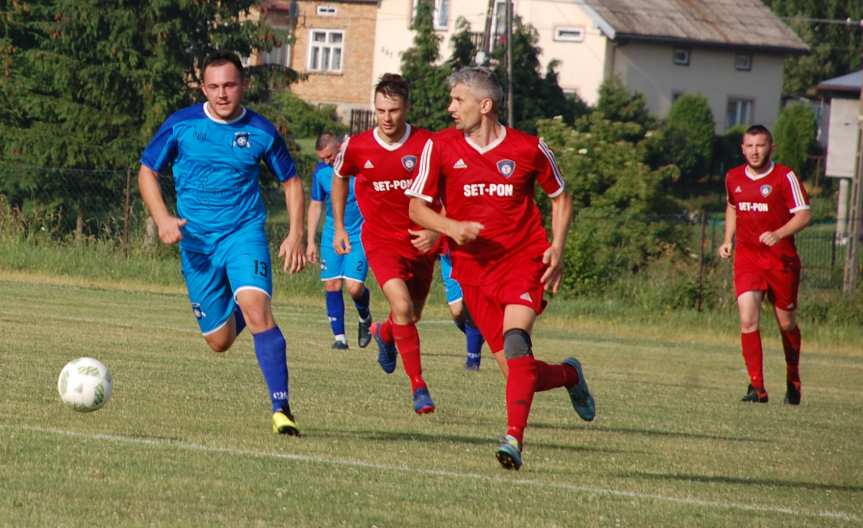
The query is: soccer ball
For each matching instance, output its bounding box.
[57,357,113,412]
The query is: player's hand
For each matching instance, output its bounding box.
[306,242,319,264]
[408,229,440,254]
[448,221,483,246]
[333,227,351,255]
[278,234,306,274]
[540,245,564,294]
[718,242,732,259]
[759,231,780,247]
[156,216,187,245]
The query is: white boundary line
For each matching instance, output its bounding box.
[8,425,858,523]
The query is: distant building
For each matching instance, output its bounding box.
[816,71,861,240]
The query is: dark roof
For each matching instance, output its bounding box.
[581,0,808,54]
[816,71,862,95]
[263,0,377,10]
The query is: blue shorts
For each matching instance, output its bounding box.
[439,253,463,305]
[181,224,272,335]
[320,235,368,283]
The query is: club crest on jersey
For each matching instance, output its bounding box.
[401,155,417,172]
[497,159,516,178]
[191,303,206,320]
[760,184,772,197]
[233,132,250,148]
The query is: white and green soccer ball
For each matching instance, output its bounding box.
[57,357,113,412]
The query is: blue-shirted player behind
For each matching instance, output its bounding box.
[138,51,306,435]
[306,133,373,350]
[439,252,485,369]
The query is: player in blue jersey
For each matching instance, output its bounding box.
[306,132,373,350]
[438,252,485,370]
[137,51,306,435]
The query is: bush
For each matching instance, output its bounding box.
[661,94,715,189]
[251,91,346,140]
[773,102,817,177]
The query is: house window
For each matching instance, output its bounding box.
[489,1,516,50]
[672,48,690,66]
[554,26,585,42]
[412,0,450,30]
[317,6,337,16]
[726,97,754,128]
[308,29,344,73]
[735,53,752,71]
[261,26,291,67]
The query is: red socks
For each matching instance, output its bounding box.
[741,330,764,389]
[781,326,802,386]
[379,317,394,342]
[392,322,425,391]
[535,361,579,392]
[505,356,537,445]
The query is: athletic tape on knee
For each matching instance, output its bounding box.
[503,328,532,360]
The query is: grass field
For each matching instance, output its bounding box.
[1,272,861,527]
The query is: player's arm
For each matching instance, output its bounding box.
[759,209,811,247]
[718,203,736,259]
[540,190,573,294]
[330,175,351,255]
[408,199,482,246]
[277,176,307,274]
[137,164,186,245]
[306,199,322,263]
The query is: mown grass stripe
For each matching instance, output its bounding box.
[11,425,858,523]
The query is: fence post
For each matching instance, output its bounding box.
[697,211,708,312]
[122,167,132,255]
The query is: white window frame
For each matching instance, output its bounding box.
[726,97,754,129]
[307,29,344,73]
[735,52,753,72]
[412,0,450,31]
[553,26,585,42]
[261,25,291,67]
[317,5,337,16]
[672,47,690,66]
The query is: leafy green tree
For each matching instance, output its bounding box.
[0,1,286,235]
[447,16,477,71]
[401,0,451,130]
[662,94,715,190]
[767,0,863,96]
[773,102,817,175]
[594,77,656,137]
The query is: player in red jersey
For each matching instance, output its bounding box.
[719,125,811,405]
[331,74,440,414]
[407,67,595,470]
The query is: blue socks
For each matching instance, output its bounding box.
[326,291,346,338]
[252,326,289,412]
[466,322,484,357]
[353,286,371,321]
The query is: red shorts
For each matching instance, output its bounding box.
[460,256,547,353]
[366,240,436,303]
[734,265,800,311]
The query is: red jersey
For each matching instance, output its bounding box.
[333,125,435,255]
[408,126,565,285]
[725,162,809,271]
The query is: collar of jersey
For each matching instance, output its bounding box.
[373,124,412,151]
[744,161,775,181]
[464,123,506,154]
[203,103,247,125]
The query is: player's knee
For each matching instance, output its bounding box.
[503,328,532,360]
[777,318,797,332]
[205,335,233,353]
[739,320,759,333]
[346,281,364,298]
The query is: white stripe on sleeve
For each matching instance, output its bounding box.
[786,171,807,210]
[538,139,565,194]
[332,136,351,179]
[405,139,435,203]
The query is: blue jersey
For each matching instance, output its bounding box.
[310,162,363,241]
[140,103,296,253]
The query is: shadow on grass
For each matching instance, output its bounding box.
[316,428,628,455]
[619,471,863,493]
[530,421,767,443]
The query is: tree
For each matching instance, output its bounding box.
[446,16,476,71]
[767,0,863,96]
[773,102,817,176]
[0,1,287,235]
[594,77,656,137]
[401,0,451,131]
[662,94,715,190]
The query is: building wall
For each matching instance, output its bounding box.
[825,97,859,179]
[612,42,786,131]
[280,2,378,118]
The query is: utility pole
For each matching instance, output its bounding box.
[843,54,863,293]
[505,0,513,126]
